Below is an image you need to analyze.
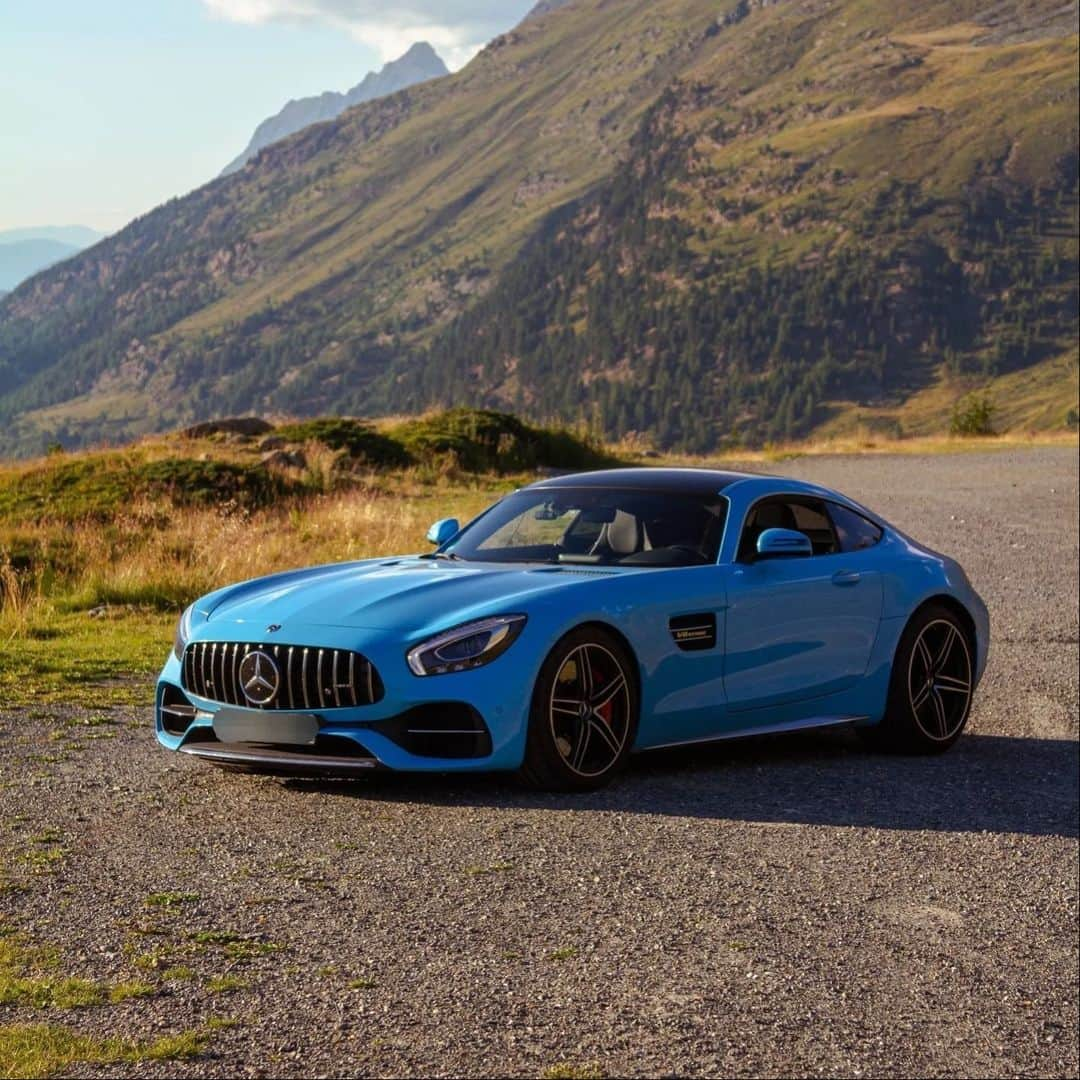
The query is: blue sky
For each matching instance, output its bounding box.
[0,0,533,234]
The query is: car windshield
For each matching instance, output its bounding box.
[444,488,728,567]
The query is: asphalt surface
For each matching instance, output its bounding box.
[1,448,1077,1078]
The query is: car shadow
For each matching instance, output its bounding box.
[284,729,1079,840]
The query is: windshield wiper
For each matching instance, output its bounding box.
[420,552,465,562]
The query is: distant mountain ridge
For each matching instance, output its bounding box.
[0,226,104,248]
[221,42,448,175]
[0,227,105,292]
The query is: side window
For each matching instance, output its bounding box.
[829,503,883,553]
[737,496,838,560]
[789,499,838,556]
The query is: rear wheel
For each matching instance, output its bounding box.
[861,604,974,753]
[518,627,638,791]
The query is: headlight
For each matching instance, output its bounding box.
[407,615,527,677]
[173,604,195,660]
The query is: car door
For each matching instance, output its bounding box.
[723,495,883,713]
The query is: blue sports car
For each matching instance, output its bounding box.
[157,468,990,790]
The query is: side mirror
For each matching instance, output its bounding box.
[426,518,460,546]
[756,527,813,560]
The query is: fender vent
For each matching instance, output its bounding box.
[669,613,717,652]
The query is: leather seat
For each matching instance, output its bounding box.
[592,510,645,557]
[755,502,798,532]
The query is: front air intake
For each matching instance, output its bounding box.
[182,642,384,710]
[373,704,492,759]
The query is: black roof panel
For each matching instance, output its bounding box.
[525,467,754,495]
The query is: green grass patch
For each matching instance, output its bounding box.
[464,862,514,876]
[189,930,281,961]
[14,833,65,875]
[206,974,249,994]
[146,891,199,909]
[547,946,579,962]
[541,1064,604,1080]
[0,937,146,1010]
[0,608,172,707]
[107,981,155,1003]
[347,977,378,990]
[0,1023,206,1079]
[160,965,195,982]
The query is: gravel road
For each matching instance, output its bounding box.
[2,448,1077,1078]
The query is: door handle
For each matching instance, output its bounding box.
[832,570,861,586]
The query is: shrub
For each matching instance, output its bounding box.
[949,394,995,437]
[135,459,298,508]
[274,419,409,467]
[390,409,614,473]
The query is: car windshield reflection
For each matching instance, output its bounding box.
[444,488,728,568]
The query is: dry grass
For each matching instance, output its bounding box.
[0,472,510,703]
[2,476,506,615]
[614,429,1079,467]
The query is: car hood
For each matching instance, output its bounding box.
[202,557,623,636]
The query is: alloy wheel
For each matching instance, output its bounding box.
[907,619,973,741]
[549,643,632,778]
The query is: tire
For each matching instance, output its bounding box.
[518,627,639,791]
[860,603,975,754]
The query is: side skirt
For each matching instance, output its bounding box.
[639,714,868,753]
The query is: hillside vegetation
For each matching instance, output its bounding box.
[0,0,1076,455]
[0,409,610,703]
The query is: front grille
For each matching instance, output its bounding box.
[182,641,384,710]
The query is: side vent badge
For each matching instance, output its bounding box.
[669,613,717,652]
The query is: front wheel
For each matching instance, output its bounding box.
[518,628,639,791]
[861,604,975,754]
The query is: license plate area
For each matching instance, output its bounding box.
[212,708,320,746]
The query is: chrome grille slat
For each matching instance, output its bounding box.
[216,643,226,707]
[181,641,382,710]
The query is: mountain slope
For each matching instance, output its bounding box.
[0,0,1076,456]
[220,43,449,176]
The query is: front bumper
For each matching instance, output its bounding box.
[155,625,538,774]
[176,739,382,775]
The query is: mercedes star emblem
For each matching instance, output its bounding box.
[238,650,280,706]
